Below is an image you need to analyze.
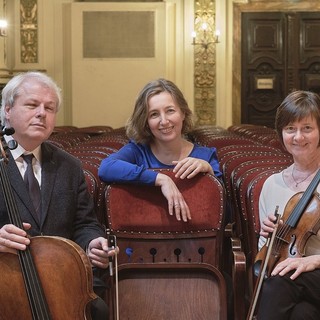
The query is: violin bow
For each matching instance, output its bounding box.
[106,231,119,320]
[247,206,280,320]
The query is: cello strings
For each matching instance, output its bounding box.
[0,161,51,319]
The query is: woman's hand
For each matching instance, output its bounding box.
[155,173,191,222]
[0,223,31,254]
[260,213,279,238]
[272,255,320,280]
[172,157,213,179]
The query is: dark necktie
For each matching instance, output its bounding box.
[22,154,41,218]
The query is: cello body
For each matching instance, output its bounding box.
[0,128,98,319]
[0,236,96,320]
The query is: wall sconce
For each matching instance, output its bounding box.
[192,22,220,49]
[0,19,8,37]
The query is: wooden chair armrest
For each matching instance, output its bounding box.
[231,238,246,320]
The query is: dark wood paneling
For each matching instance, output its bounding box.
[241,12,320,127]
[299,13,320,93]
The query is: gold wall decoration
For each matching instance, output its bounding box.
[193,0,216,125]
[20,0,38,63]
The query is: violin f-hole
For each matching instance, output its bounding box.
[289,234,297,256]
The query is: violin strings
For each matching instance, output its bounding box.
[273,222,291,255]
[271,169,320,259]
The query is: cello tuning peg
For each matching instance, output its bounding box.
[0,127,15,136]
[7,140,18,150]
[4,127,15,136]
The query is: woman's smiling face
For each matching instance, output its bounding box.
[282,115,320,158]
[147,91,185,143]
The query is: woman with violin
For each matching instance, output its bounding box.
[257,90,320,319]
[0,72,117,320]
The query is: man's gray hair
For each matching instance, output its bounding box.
[0,71,62,126]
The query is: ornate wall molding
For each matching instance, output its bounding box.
[0,0,9,77]
[193,0,216,125]
[20,0,38,63]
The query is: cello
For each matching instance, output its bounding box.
[0,128,97,319]
[247,168,320,319]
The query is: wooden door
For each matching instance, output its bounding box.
[241,12,320,128]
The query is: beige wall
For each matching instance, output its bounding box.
[1,0,233,129]
[66,2,168,128]
[1,0,70,125]
[3,1,317,129]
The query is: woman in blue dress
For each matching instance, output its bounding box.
[98,78,221,222]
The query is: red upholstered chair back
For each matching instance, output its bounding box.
[243,169,283,302]
[246,169,281,260]
[105,169,226,269]
[105,170,229,320]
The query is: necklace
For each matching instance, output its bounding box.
[291,166,318,187]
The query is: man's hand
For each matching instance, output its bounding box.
[87,236,119,269]
[0,223,31,254]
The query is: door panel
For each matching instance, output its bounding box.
[300,13,320,93]
[242,12,320,127]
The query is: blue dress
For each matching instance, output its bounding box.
[98,140,222,185]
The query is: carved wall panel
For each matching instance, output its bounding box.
[299,13,320,93]
[193,0,217,126]
[20,0,38,63]
[241,11,320,128]
[233,0,320,126]
[83,11,155,58]
[241,12,285,127]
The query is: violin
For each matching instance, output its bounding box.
[256,168,320,276]
[0,128,96,319]
[247,168,320,319]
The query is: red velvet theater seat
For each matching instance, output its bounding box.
[105,169,231,320]
[105,169,226,269]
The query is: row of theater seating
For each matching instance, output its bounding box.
[48,126,128,227]
[47,124,293,320]
[189,125,293,316]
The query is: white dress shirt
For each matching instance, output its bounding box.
[5,135,42,187]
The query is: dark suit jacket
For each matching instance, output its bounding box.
[0,141,105,250]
